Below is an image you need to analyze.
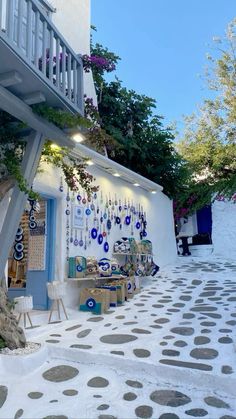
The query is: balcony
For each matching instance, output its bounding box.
[0,0,84,115]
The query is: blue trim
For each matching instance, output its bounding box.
[46,198,57,309]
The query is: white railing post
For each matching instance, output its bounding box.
[6,0,14,40]
[49,29,54,81]
[77,58,84,113]
[73,59,77,105]
[55,37,60,88]
[42,20,47,74]
[34,10,40,66]
[67,52,72,100]
[17,0,23,48]
[26,0,32,59]
[61,45,66,94]
[0,0,3,31]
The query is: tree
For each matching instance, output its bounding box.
[89,42,188,198]
[176,19,236,216]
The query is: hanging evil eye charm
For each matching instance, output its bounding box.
[85,208,91,216]
[59,185,64,192]
[104,242,109,253]
[91,228,98,239]
[142,230,147,237]
[65,209,70,215]
[77,194,82,201]
[29,221,37,230]
[15,234,23,242]
[87,195,92,203]
[107,220,112,230]
[16,227,23,236]
[74,239,79,246]
[115,216,121,225]
[13,251,24,261]
[124,205,128,210]
[136,221,141,229]
[93,193,97,199]
[14,242,24,252]
[125,216,131,225]
[103,213,107,220]
[100,216,103,223]
[119,206,122,212]
[82,197,87,204]
[102,231,107,237]
[90,203,95,211]
[98,233,103,245]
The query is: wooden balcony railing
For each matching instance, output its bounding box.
[0,0,84,114]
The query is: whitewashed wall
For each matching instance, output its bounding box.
[50,0,97,104]
[212,200,236,260]
[33,163,177,283]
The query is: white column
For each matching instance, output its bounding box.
[0,131,45,281]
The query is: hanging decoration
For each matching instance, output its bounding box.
[13,226,24,261]
[28,199,38,230]
[65,189,149,255]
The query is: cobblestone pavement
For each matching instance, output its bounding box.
[1,257,236,419]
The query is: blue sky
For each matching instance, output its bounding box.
[91,0,235,135]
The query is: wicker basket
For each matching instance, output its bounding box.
[14,296,33,313]
[47,281,66,300]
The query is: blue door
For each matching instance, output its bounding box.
[26,198,56,310]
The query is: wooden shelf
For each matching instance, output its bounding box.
[67,275,127,282]
[113,252,153,256]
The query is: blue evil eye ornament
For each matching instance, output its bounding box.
[86,298,96,309]
[91,228,98,239]
[107,219,112,230]
[76,264,83,272]
[115,216,121,225]
[65,209,70,215]
[74,239,79,246]
[104,242,109,253]
[142,230,147,237]
[136,221,141,229]
[98,233,103,245]
[29,221,37,230]
[90,203,95,211]
[85,208,91,216]
[125,216,131,225]
[14,242,24,253]
[93,193,97,199]
[77,194,82,201]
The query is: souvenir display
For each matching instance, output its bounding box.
[86,257,99,276]
[110,259,121,276]
[98,258,112,277]
[96,285,117,307]
[134,277,141,294]
[68,256,87,278]
[79,288,110,314]
[127,277,135,298]
[109,281,126,304]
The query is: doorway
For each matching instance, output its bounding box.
[7,197,56,310]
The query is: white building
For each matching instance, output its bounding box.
[0,0,177,310]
